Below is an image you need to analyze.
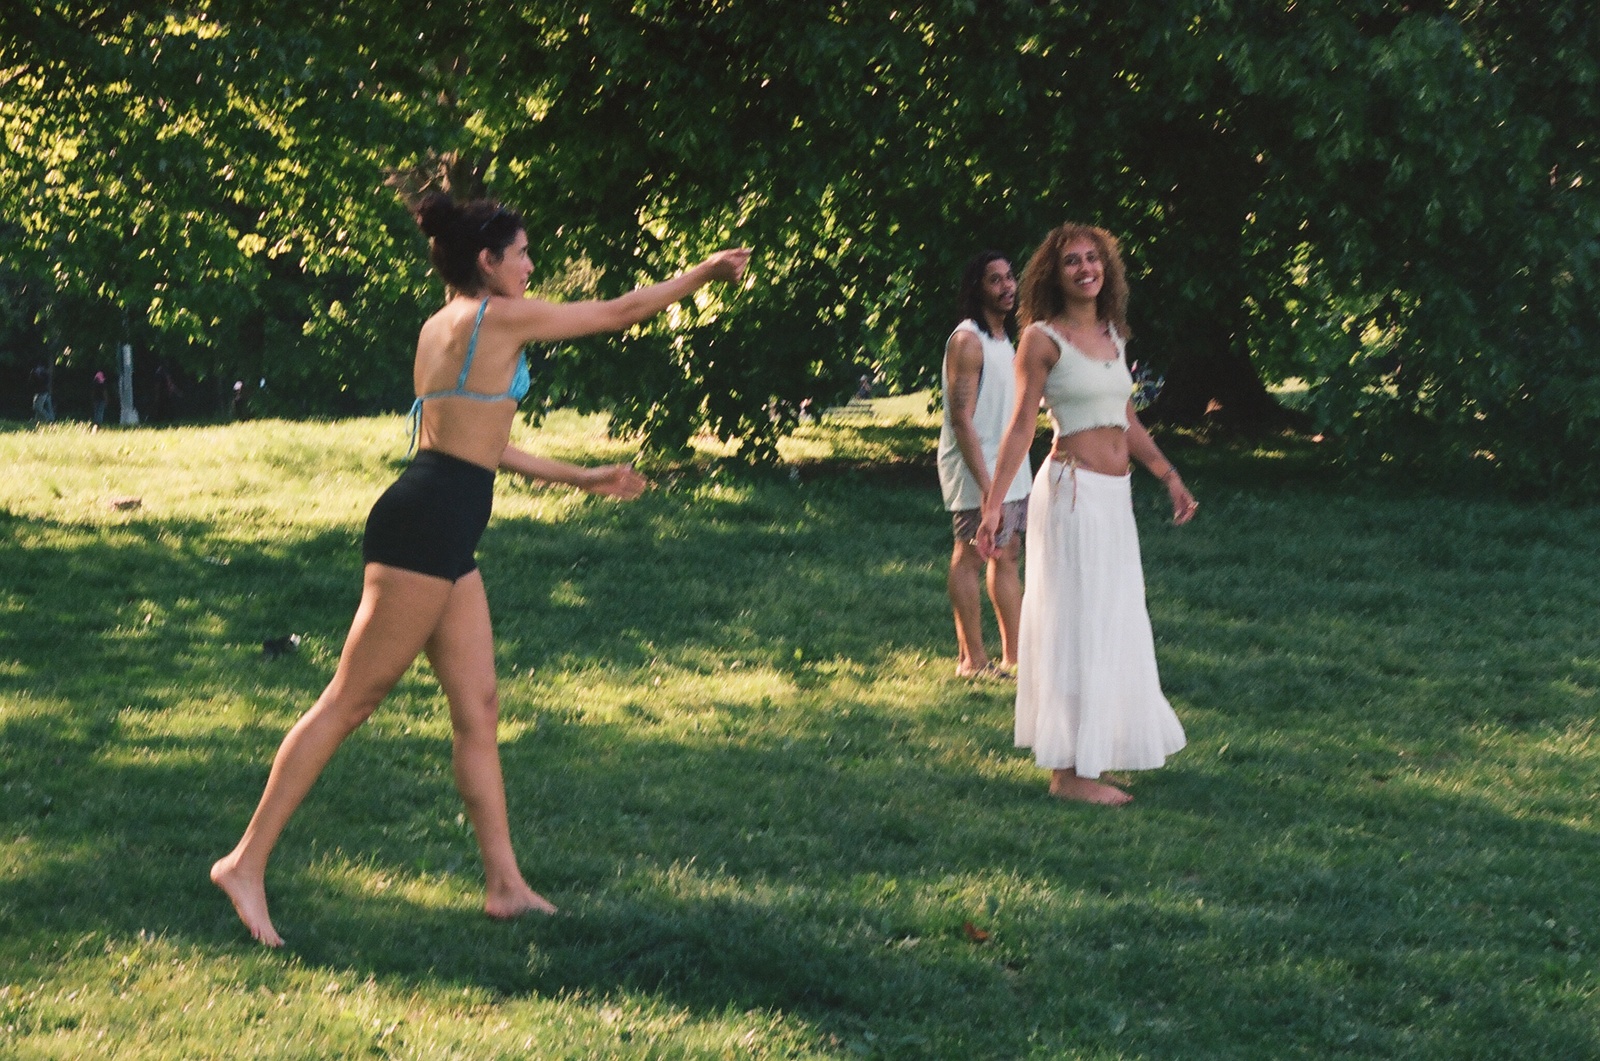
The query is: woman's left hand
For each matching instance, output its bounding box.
[1167,474,1198,525]
[583,463,649,500]
[703,248,753,284]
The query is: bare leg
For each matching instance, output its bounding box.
[948,538,990,676]
[425,571,555,918]
[1049,768,1133,806]
[211,563,454,946]
[986,536,1023,670]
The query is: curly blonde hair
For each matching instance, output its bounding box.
[1017,223,1131,340]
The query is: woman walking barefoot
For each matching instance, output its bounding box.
[212,192,750,946]
[977,223,1194,806]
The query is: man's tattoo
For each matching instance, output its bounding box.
[950,372,979,420]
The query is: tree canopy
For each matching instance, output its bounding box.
[3,1,1596,487]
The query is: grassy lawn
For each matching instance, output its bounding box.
[1,400,1596,1059]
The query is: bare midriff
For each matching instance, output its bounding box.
[415,397,517,470]
[1051,424,1130,477]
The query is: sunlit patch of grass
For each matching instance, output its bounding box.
[2,410,1598,1057]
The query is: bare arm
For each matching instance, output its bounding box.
[943,330,991,497]
[490,248,751,346]
[498,442,648,500]
[976,326,1056,556]
[1126,402,1197,525]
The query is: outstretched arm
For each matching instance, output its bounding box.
[1126,403,1197,525]
[499,443,648,500]
[491,248,751,346]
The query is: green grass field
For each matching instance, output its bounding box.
[1,401,1596,1059]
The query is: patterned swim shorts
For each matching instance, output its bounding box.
[951,496,1029,548]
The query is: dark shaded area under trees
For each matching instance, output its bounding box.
[2,1,1596,490]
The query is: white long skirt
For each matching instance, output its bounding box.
[1015,462,1186,778]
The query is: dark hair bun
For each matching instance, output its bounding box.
[415,191,460,240]
[414,193,524,293]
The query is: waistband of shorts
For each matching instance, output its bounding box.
[411,448,497,483]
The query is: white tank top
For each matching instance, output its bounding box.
[1031,321,1132,438]
[937,320,1033,511]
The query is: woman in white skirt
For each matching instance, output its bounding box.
[977,223,1197,805]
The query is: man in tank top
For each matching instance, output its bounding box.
[937,252,1032,678]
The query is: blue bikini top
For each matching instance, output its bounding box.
[406,298,531,455]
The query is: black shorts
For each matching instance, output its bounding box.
[362,449,495,581]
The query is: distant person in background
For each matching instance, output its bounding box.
[937,251,1030,678]
[31,363,54,423]
[210,190,750,947]
[230,380,246,420]
[979,223,1195,805]
[153,363,180,421]
[91,371,108,425]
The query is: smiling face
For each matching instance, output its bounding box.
[1058,236,1104,306]
[478,229,534,297]
[1017,223,1129,334]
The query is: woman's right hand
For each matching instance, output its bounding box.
[703,248,752,284]
[974,501,1002,559]
[582,463,649,500]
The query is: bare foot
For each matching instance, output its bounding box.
[1048,774,1133,806]
[955,660,991,678]
[210,853,284,947]
[485,880,558,919]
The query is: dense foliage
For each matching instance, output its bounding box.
[3,1,1596,485]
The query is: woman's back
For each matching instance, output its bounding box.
[412,297,528,468]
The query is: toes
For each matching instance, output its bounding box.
[1049,780,1133,806]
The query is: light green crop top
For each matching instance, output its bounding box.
[1032,321,1133,437]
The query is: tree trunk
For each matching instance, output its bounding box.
[1144,310,1310,435]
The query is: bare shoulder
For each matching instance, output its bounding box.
[414,303,462,362]
[944,326,984,373]
[417,302,453,340]
[482,292,538,316]
[481,292,560,331]
[1016,322,1061,367]
[460,296,533,355]
[478,292,603,347]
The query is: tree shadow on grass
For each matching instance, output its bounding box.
[3,483,1599,1056]
[3,672,1598,1058]
[0,477,950,703]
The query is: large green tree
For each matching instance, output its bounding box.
[1108,0,1600,488]
[5,1,1596,488]
[418,0,1598,484]
[1,2,443,413]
